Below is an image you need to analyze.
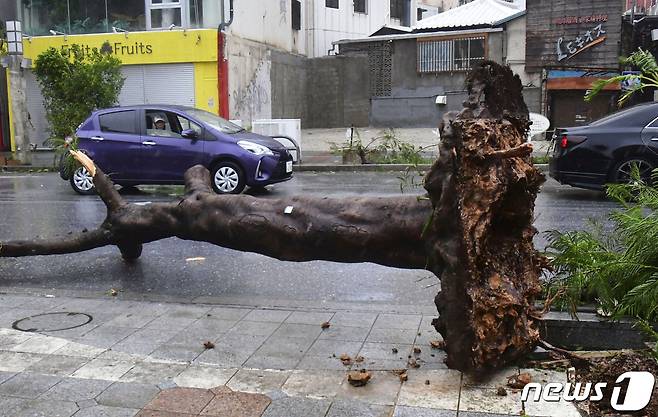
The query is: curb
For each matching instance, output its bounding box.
[2,163,551,174]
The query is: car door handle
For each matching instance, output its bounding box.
[651,137,658,142]
[142,141,157,146]
[90,136,104,141]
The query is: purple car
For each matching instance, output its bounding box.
[64,105,294,195]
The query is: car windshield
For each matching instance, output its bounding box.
[186,109,245,134]
[589,104,656,127]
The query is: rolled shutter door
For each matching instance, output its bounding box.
[25,71,49,146]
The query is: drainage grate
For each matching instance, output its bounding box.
[12,312,93,333]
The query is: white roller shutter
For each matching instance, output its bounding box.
[25,71,49,146]
[118,66,146,106]
[118,63,195,107]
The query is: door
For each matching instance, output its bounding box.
[139,109,206,182]
[82,110,142,181]
[550,91,615,127]
[640,117,658,159]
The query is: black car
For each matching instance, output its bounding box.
[549,102,658,190]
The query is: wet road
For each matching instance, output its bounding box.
[0,172,619,306]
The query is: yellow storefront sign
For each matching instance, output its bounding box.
[23,29,218,65]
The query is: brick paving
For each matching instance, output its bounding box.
[0,292,580,417]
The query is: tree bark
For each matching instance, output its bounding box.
[423,61,546,373]
[0,61,546,374]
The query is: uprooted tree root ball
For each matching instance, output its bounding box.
[0,61,546,374]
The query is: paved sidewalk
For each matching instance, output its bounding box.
[0,292,580,417]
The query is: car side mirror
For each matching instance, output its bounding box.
[181,129,199,140]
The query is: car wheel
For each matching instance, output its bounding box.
[211,161,246,194]
[70,166,96,195]
[612,158,655,185]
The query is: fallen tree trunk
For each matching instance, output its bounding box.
[0,61,546,374]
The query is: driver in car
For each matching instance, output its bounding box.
[148,116,178,137]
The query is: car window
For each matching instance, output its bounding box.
[145,110,182,138]
[590,104,658,128]
[176,115,202,136]
[99,110,137,134]
[648,116,658,128]
[185,109,244,134]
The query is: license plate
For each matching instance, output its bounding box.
[286,161,293,173]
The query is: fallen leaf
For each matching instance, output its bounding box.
[203,341,215,349]
[348,370,371,387]
[392,347,399,354]
[339,353,352,366]
[425,380,431,385]
[109,288,118,296]
[408,358,420,369]
[507,373,532,389]
[497,386,508,396]
[399,372,408,382]
[413,347,421,354]
[321,322,331,329]
[430,340,445,350]
[355,355,365,363]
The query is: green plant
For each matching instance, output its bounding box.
[585,48,658,106]
[33,44,124,169]
[370,129,431,165]
[635,319,658,362]
[544,166,658,321]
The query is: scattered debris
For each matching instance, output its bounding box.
[430,340,445,350]
[185,257,206,262]
[348,370,372,387]
[507,373,532,389]
[413,347,422,354]
[45,295,55,298]
[108,288,119,296]
[392,347,398,354]
[340,353,352,366]
[203,341,215,349]
[496,386,508,396]
[398,372,408,382]
[408,358,420,369]
[355,355,365,363]
[321,322,331,329]
[425,380,431,385]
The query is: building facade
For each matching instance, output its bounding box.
[324,0,538,128]
[2,0,451,151]
[525,0,624,129]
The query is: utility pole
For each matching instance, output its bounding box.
[1,0,31,164]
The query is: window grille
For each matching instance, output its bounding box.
[417,37,486,73]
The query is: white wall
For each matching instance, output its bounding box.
[307,0,393,57]
[226,0,307,55]
[504,16,540,87]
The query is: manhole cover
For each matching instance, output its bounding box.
[12,312,93,332]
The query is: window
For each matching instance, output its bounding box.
[354,0,367,13]
[20,0,147,35]
[390,0,403,19]
[146,0,186,30]
[326,0,339,9]
[176,115,202,136]
[292,0,301,30]
[99,111,138,134]
[417,37,486,73]
[145,110,202,138]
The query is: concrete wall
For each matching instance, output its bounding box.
[305,55,370,128]
[228,0,306,55]
[270,50,308,122]
[361,34,506,127]
[228,35,310,126]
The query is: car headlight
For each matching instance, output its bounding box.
[238,140,274,156]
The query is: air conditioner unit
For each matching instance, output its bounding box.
[251,119,302,162]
